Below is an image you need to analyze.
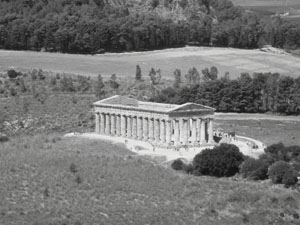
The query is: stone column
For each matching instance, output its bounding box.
[105,114,110,135]
[174,119,180,145]
[95,113,100,134]
[121,115,126,137]
[179,119,184,144]
[132,116,137,139]
[166,120,172,145]
[143,117,149,140]
[100,113,105,134]
[127,116,132,138]
[110,114,116,135]
[183,119,189,145]
[137,116,143,140]
[191,119,197,144]
[116,115,121,136]
[160,120,166,143]
[200,118,206,144]
[154,118,160,143]
[149,118,154,141]
[196,118,201,143]
[208,118,214,144]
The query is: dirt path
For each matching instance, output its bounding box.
[215,113,300,121]
[65,132,265,163]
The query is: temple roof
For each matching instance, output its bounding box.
[94,95,215,114]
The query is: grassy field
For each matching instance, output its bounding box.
[1,47,300,80]
[1,73,300,224]
[216,119,300,147]
[232,0,300,22]
[215,113,300,146]
[0,94,97,136]
[1,134,300,225]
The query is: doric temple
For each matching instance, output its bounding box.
[94,95,216,147]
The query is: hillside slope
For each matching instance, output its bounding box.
[1,134,300,225]
[0,0,299,53]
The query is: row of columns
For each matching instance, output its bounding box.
[95,113,214,146]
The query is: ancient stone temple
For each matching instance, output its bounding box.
[94,95,215,147]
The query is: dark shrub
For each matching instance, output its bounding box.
[43,187,50,198]
[37,69,45,80]
[268,161,292,184]
[282,169,298,188]
[286,145,300,160]
[0,134,9,143]
[193,143,244,177]
[292,162,300,173]
[69,163,78,173]
[259,153,273,166]
[182,163,194,174]
[171,159,184,171]
[30,69,37,80]
[264,142,289,163]
[75,174,82,184]
[9,87,17,96]
[7,69,19,79]
[192,169,202,176]
[50,77,56,86]
[240,158,269,180]
[293,212,300,219]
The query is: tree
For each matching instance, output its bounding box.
[210,66,218,80]
[202,67,210,82]
[109,74,120,91]
[171,159,185,171]
[76,76,91,92]
[202,66,218,81]
[282,169,298,188]
[149,68,161,85]
[185,67,200,85]
[223,72,230,81]
[30,69,38,80]
[193,143,244,177]
[268,161,293,184]
[240,158,268,180]
[9,87,17,96]
[36,86,48,104]
[94,74,105,98]
[37,69,45,80]
[173,69,181,88]
[151,0,160,9]
[60,76,76,92]
[179,0,188,8]
[19,77,27,93]
[7,69,19,79]
[50,77,56,86]
[264,142,289,164]
[135,65,142,81]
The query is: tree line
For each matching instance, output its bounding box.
[2,66,300,115]
[0,0,299,54]
[153,70,300,115]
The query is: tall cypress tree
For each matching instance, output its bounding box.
[94,74,105,98]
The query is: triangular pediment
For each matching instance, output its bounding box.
[170,103,215,112]
[95,95,138,107]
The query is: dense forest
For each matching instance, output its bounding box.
[0,0,299,53]
[153,70,300,115]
